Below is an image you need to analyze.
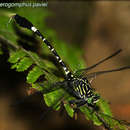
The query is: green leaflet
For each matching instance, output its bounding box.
[32,83,44,91]
[8,50,26,63]
[16,57,33,72]
[8,50,33,72]
[11,62,18,69]
[44,89,65,111]
[64,103,74,118]
[27,51,46,69]
[27,66,44,84]
[80,106,102,126]
[99,113,126,130]
[80,104,126,129]
[97,98,112,116]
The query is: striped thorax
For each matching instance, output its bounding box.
[72,77,100,104]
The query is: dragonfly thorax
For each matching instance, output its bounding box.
[69,77,100,105]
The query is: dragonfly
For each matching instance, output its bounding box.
[12,14,130,129]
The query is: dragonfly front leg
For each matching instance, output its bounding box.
[69,99,87,108]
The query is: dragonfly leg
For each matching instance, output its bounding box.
[69,99,87,108]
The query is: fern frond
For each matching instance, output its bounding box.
[8,50,26,63]
[16,57,33,72]
[27,66,44,84]
[64,103,74,118]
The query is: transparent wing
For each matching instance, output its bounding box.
[85,66,130,79]
[75,49,122,76]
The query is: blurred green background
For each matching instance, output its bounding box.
[0,1,130,130]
